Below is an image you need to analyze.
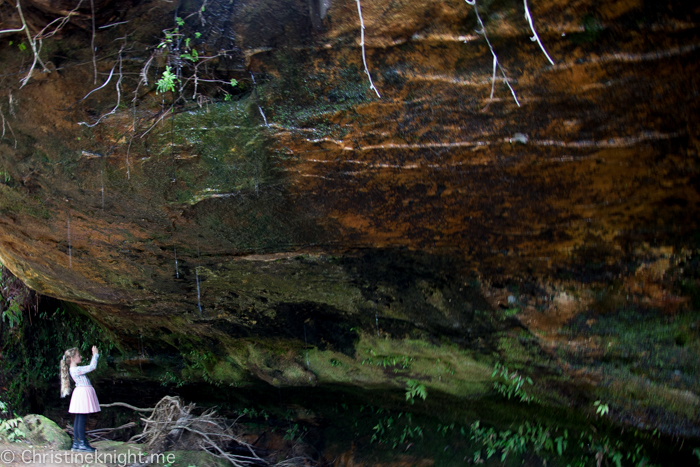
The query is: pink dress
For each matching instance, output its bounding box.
[68,354,101,414]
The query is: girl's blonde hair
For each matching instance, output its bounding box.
[60,347,79,398]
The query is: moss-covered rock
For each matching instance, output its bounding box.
[20,414,71,450]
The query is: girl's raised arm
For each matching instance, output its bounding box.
[72,352,100,376]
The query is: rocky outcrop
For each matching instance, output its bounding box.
[0,0,698,439]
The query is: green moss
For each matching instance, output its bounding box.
[210,358,247,386]
[306,333,492,397]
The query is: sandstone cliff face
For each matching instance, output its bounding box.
[0,0,698,441]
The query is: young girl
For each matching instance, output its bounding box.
[60,346,101,452]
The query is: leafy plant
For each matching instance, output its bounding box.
[362,349,413,372]
[156,66,177,94]
[2,299,22,328]
[159,370,185,388]
[469,420,655,467]
[370,412,422,448]
[283,423,307,444]
[594,400,610,417]
[405,379,427,404]
[491,362,535,403]
[237,407,269,421]
[0,401,24,442]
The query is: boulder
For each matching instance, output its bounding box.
[20,414,71,450]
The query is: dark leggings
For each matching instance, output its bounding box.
[73,413,87,441]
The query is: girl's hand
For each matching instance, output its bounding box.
[92,345,99,355]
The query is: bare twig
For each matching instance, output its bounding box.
[355,0,380,98]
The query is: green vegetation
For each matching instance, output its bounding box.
[156,66,177,94]
[491,362,535,403]
[565,306,700,423]
[469,420,656,467]
[283,423,307,444]
[0,266,120,412]
[404,379,427,404]
[594,400,610,417]
[0,400,24,442]
[370,411,423,448]
[361,348,413,371]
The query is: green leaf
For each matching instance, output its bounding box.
[176,16,185,27]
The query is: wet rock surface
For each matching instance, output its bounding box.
[0,0,698,457]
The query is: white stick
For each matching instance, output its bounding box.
[524,0,554,65]
[356,0,380,98]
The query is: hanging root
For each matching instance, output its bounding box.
[0,106,17,149]
[523,0,555,65]
[0,0,88,88]
[466,0,520,107]
[355,0,380,98]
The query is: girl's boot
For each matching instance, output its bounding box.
[76,439,96,453]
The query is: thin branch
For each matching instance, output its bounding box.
[87,422,137,436]
[523,0,554,65]
[466,0,520,107]
[355,0,380,98]
[99,402,155,412]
